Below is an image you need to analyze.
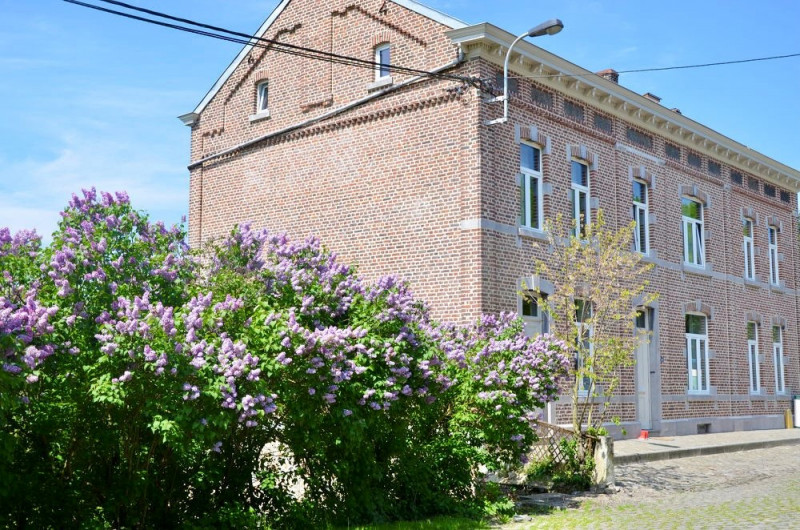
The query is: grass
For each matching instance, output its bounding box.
[338,516,491,529]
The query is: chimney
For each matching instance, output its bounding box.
[643,92,662,104]
[596,68,619,83]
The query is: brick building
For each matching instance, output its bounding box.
[180,0,800,437]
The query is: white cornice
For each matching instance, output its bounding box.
[447,23,800,190]
[183,0,466,119]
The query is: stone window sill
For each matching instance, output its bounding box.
[249,110,271,123]
[518,226,548,241]
[366,76,394,92]
[682,263,712,277]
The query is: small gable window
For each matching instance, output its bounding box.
[257,81,269,114]
[375,43,391,80]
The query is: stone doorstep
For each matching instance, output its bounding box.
[613,434,800,465]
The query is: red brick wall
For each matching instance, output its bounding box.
[472,57,798,432]
[186,1,798,434]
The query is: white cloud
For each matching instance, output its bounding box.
[0,125,188,240]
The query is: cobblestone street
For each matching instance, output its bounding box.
[506,444,800,529]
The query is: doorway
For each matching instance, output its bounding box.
[635,308,655,430]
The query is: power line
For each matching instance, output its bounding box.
[63,0,480,87]
[516,53,800,81]
[64,0,800,89]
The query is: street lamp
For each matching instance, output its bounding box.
[486,19,564,126]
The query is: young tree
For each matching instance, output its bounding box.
[529,211,657,435]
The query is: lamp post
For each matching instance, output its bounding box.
[486,19,564,126]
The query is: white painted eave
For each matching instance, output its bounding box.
[183,0,467,119]
[393,0,467,30]
[178,112,199,127]
[447,23,800,189]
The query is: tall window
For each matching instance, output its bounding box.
[256,81,269,113]
[571,161,590,237]
[682,198,704,267]
[773,326,785,393]
[768,226,779,285]
[375,43,391,80]
[743,219,755,281]
[520,143,543,230]
[686,314,709,394]
[575,299,592,394]
[520,292,548,337]
[632,180,648,254]
[747,322,760,394]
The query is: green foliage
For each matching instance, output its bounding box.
[531,210,658,434]
[525,438,593,492]
[0,190,570,527]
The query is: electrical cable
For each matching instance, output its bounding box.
[517,51,800,81]
[63,0,480,87]
[64,0,800,89]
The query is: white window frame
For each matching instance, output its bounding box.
[570,160,590,237]
[768,226,779,286]
[686,314,710,394]
[773,326,786,393]
[375,43,391,80]
[519,291,548,337]
[743,218,755,281]
[747,322,760,394]
[520,142,543,231]
[632,180,649,254]
[256,81,269,114]
[682,198,705,267]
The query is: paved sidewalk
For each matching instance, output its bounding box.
[613,427,800,464]
[506,444,800,529]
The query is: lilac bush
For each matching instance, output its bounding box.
[0,189,569,528]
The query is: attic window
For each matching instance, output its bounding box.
[531,87,553,108]
[687,152,702,169]
[708,161,721,176]
[764,184,776,198]
[780,190,791,204]
[665,143,681,160]
[593,114,612,135]
[731,171,743,185]
[257,81,269,113]
[564,100,584,122]
[626,127,653,150]
[375,43,391,80]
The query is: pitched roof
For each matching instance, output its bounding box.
[181,0,467,120]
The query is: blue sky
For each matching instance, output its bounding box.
[1,0,798,239]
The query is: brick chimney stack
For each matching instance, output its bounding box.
[643,92,662,104]
[596,68,619,83]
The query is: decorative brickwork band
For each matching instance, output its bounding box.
[515,124,551,154]
[744,311,762,325]
[518,275,554,296]
[680,184,709,205]
[567,144,598,170]
[683,300,712,318]
[765,216,784,232]
[371,30,392,47]
[772,316,787,328]
[252,71,270,84]
[630,165,653,186]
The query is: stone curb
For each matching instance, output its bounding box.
[614,436,800,465]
